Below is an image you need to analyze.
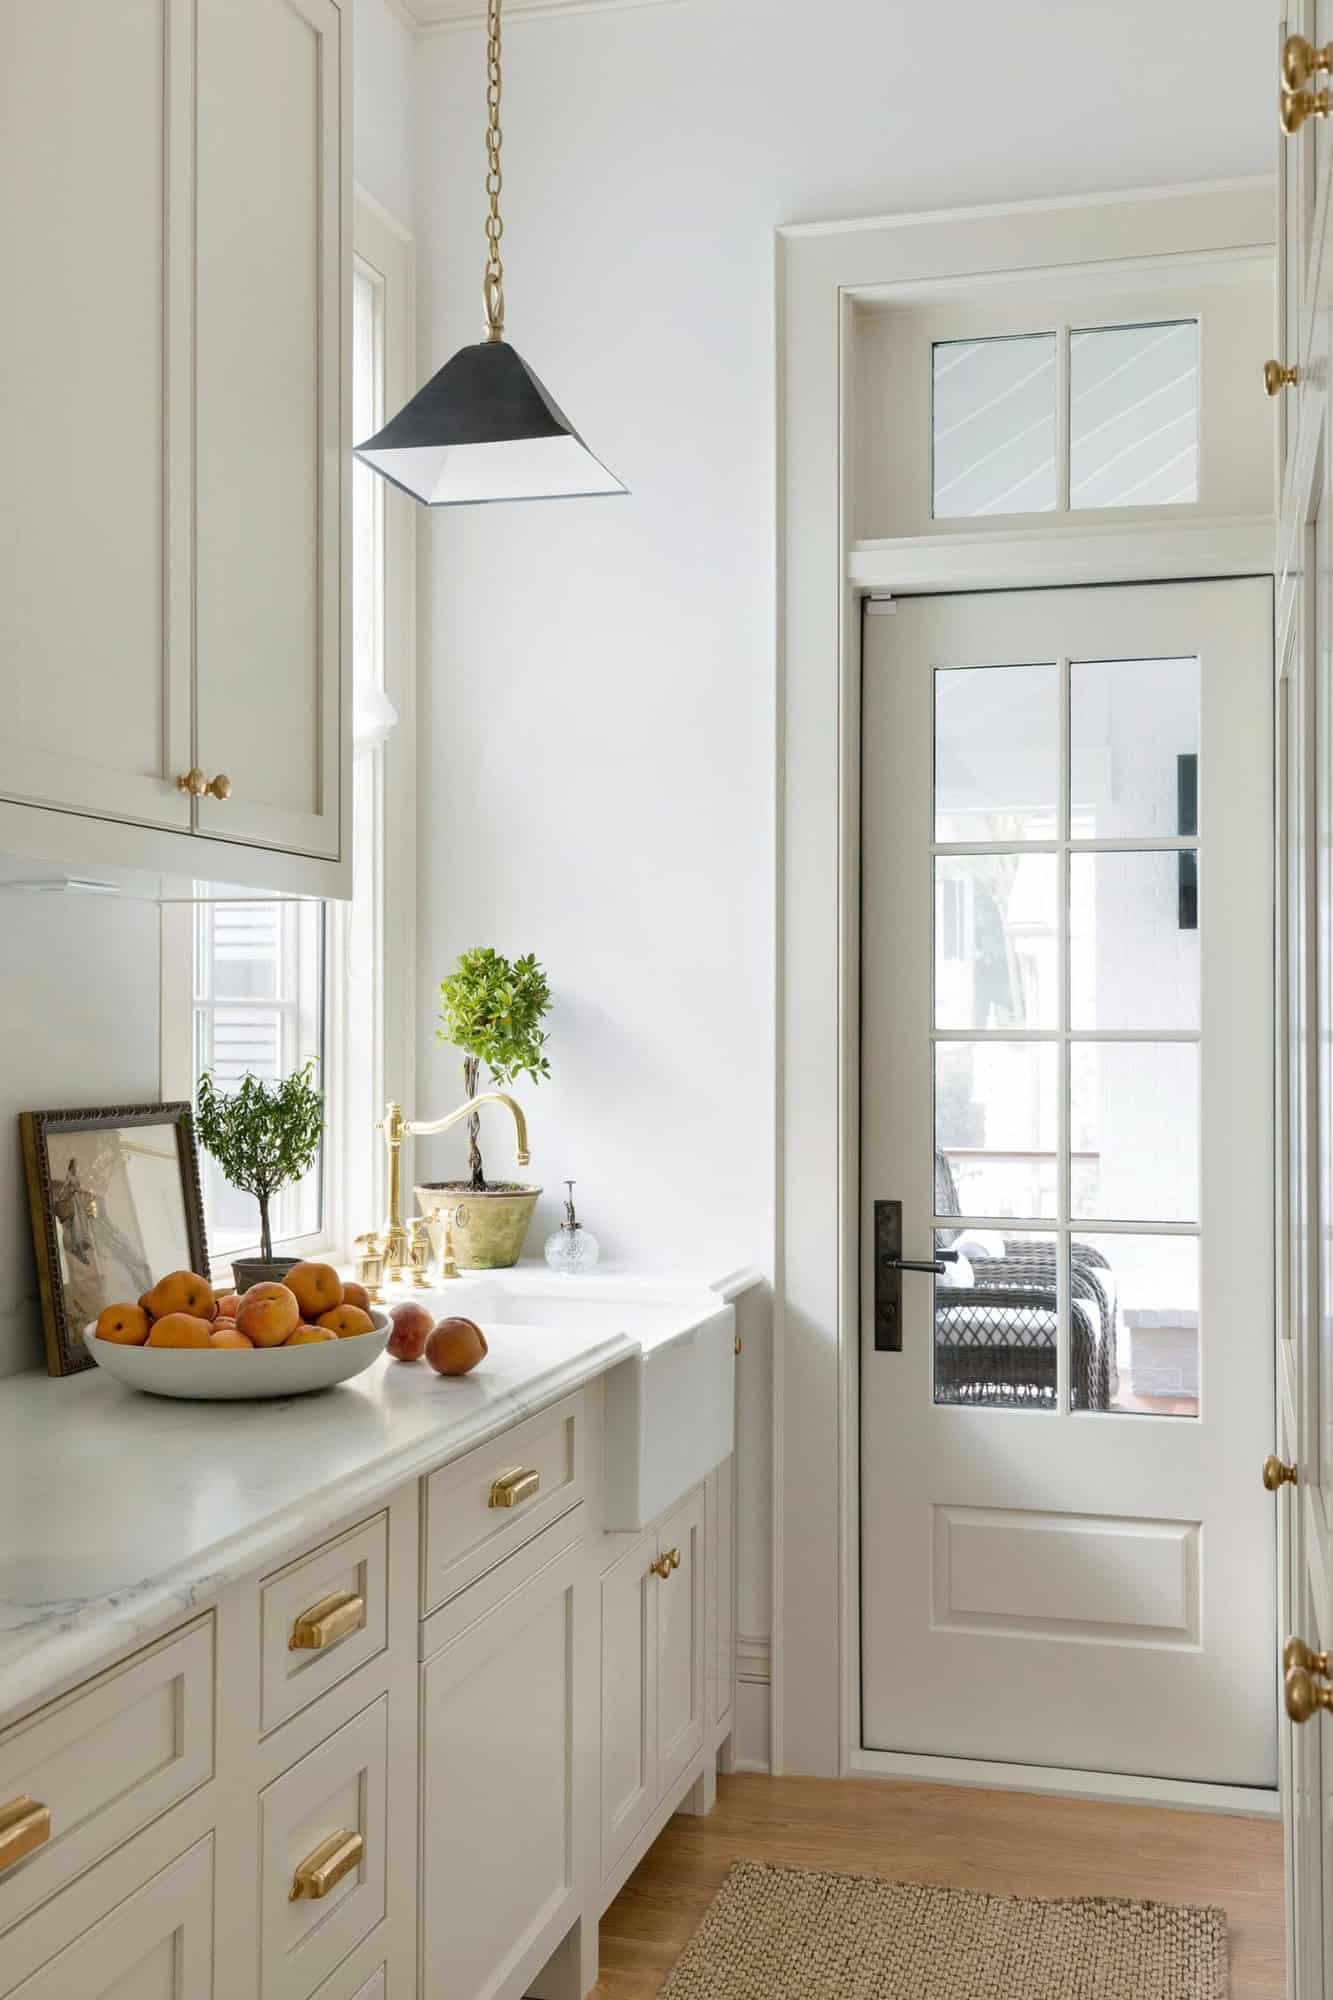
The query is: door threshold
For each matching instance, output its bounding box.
[849,1748,1279,1818]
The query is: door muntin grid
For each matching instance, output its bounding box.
[931,655,1202,1416]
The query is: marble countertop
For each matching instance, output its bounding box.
[0,1263,759,1721]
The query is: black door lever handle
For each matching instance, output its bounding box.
[880,1251,958,1275]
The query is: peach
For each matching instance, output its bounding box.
[425,1316,488,1377]
[387,1300,432,1363]
[342,1281,372,1312]
[285,1261,343,1319]
[95,1302,150,1346]
[285,1323,336,1345]
[143,1270,215,1320]
[147,1312,214,1349]
[317,1304,374,1339]
[214,1290,240,1319]
[210,1326,254,1349]
[236,1281,300,1348]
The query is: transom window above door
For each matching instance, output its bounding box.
[931,320,1200,519]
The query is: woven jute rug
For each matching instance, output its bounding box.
[657,1859,1229,2000]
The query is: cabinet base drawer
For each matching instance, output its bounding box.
[422,1391,585,1613]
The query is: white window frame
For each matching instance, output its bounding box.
[160,187,416,1279]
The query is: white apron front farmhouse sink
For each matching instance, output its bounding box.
[424,1270,736,1530]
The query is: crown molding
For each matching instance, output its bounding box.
[400,0,677,28]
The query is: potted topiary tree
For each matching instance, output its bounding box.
[416,947,550,1269]
[196,1060,325,1292]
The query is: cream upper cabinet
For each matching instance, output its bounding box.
[0,0,349,895]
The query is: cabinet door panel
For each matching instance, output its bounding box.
[194,0,343,859]
[657,1487,705,1796]
[600,1531,658,1880]
[709,1458,735,1729]
[421,1542,580,2000]
[10,1836,212,1999]
[0,0,192,830]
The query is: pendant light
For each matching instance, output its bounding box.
[354,0,626,508]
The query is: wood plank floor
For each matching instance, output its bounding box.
[594,1773,1284,1998]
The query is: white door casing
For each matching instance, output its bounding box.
[859,579,1275,1787]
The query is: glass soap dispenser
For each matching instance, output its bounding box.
[545,1180,600,1274]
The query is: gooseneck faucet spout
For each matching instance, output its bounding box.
[376,1094,531,1282]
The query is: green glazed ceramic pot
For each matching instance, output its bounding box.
[415,1182,541,1270]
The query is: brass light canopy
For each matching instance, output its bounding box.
[354,0,626,508]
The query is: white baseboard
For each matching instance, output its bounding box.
[849,1747,1280,1818]
[733,1633,772,1771]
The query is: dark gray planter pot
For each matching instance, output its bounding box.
[232,1254,301,1294]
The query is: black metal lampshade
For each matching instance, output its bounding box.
[353,338,627,507]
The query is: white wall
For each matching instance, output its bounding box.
[409,0,1271,1743]
[354,0,417,228]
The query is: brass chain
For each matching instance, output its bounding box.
[483,0,505,339]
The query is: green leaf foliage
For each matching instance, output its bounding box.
[196,1062,324,1259]
[436,948,552,1091]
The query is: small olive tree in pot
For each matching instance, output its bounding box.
[416,948,551,1270]
[196,1061,324,1292]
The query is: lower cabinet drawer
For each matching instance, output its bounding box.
[0,1617,214,1935]
[420,1524,581,2000]
[422,1391,585,1613]
[260,1513,389,1734]
[9,1834,213,1999]
[260,1697,387,2000]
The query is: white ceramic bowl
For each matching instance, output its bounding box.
[82,1310,390,1401]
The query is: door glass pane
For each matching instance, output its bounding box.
[935,662,1060,842]
[933,1227,1059,1409]
[1071,1232,1199,1417]
[1070,655,1199,838]
[935,854,1058,1029]
[932,333,1057,518]
[1069,320,1199,510]
[936,1042,1058,1219]
[1069,850,1200,1030]
[1070,1042,1199,1221]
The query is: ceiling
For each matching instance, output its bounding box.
[399,0,673,26]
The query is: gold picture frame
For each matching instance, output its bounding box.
[20,1102,210,1378]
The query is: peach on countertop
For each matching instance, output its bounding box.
[317,1304,374,1339]
[387,1300,432,1362]
[210,1326,254,1349]
[286,1261,343,1319]
[236,1282,300,1347]
[285,1323,336,1345]
[425,1316,488,1377]
[147,1311,214,1349]
[143,1270,215,1320]
[95,1303,150,1345]
[342,1281,372,1312]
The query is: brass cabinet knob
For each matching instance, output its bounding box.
[1284,34,1333,91]
[1263,1453,1298,1490]
[1281,87,1330,133]
[176,768,231,800]
[0,1797,51,1875]
[1286,1666,1333,1724]
[289,1590,366,1652]
[649,1551,675,1580]
[289,1828,363,1901]
[1285,1636,1330,1676]
[1263,360,1299,398]
[734,1333,743,1357]
[489,1466,540,1509]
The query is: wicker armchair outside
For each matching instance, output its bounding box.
[932,1151,1119,1410]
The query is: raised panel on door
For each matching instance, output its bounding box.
[194,0,344,860]
[600,1531,658,1879]
[0,0,192,830]
[421,1542,579,2000]
[656,1487,705,1796]
[9,1835,213,1999]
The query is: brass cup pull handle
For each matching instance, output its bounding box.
[649,1552,674,1580]
[1281,86,1330,133]
[1284,1636,1330,1676]
[289,1828,363,1901]
[1286,1666,1333,1724]
[1263,1454,1298,1491]
[1263,360,1299,398]
[489,1467,540,1510]
[289,1590,366,1652]
[0,1798,51,1875]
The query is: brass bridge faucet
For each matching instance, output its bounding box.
[375,1095,531,1283]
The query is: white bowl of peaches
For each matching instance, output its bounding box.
[83,1264,390,1401]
